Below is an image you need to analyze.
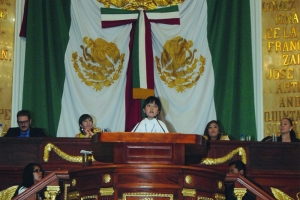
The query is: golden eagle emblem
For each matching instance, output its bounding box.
[72,37,124,91]
[155,36,205,93]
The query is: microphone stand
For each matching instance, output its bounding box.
[133,117,166,133]
[156,118,166,133]
[132,120,142,132]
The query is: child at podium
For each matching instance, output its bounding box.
[132,96,169,133]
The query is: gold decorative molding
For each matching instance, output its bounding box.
[233,188,247,200]
[201,147,247,165]
[97,0,184,10]
[197,196,213,200]
[72,179,76,187]
[182,188,196,197]
[103,174,111,183]
[185,175,193,184]
[123,192,173,200]
[196,192,225,200]
[44,186,61,200]
[100,187,114,196]
[271,187,295,200]
[215,193,226,200]
[68,191,80,199]
[81,195,98,199]
[0,185,18,200]
[64,184,70,200]
[43,143,95,163]
[217,181,223,190]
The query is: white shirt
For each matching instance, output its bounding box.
[132,118,169,133]
[18,186,27,194]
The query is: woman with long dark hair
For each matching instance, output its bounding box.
[13,163,44,197]
[203,120,231,140]
[263,117,300,142]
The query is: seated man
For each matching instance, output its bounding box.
[4,110,47,137]
[228,160,246,175]
[225,160,255,200]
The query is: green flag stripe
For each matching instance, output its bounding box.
[146,5,178,13]
[23,0,71,137]
[101,7,139,14]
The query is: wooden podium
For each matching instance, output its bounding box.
[91,132,207,165]
[67,132,226,200]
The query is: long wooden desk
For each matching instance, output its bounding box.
[0,133,299,199]
[196,140,300,198]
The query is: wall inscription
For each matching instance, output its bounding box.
[262,0,300,138]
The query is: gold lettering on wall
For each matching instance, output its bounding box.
[0,0,15,133]
[262,0,300,138]
[262,1,296,12]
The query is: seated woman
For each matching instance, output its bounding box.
[203,120,230,140]
[76,114,102,138]
[13,163,44,198]
[262,117,300,142]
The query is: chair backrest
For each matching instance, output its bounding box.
[220,135,230,140]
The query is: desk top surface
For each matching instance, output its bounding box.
[91,132,205,144]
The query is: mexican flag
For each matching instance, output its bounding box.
[21,0,256,139]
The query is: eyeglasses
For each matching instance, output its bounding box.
[33,169,44,173]
[18,120,30,125]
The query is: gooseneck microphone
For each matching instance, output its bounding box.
[156,118,166,133]
[132,121,141,132]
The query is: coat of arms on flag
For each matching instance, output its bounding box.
[156,36,206,93]
[72,37,124,91]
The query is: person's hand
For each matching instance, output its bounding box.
[83,129,94,138]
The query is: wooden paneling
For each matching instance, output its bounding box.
[67,164,225,200]
[0,134,299,199]
[91,132,206,165]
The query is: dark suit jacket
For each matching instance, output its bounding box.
[4,127,47,137]
[262,135,300,142]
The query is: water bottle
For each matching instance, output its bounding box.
[0,124,3,137]
[272,132,277,142]
[240,134,245,141]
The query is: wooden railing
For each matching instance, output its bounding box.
[225,173,275,200]
[12,170,69,200]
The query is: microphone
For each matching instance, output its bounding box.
[156,118,166,133]
[132,121,141,132]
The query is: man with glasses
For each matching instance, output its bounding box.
[4,110,47,137]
